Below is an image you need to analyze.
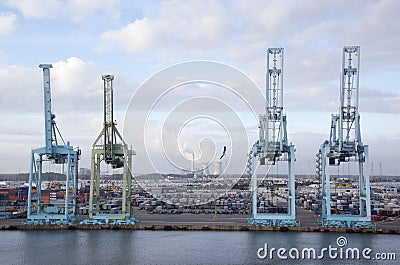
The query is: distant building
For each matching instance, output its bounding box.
[79,168,91,178]
[202,163,210,176]
[214,162,222,175]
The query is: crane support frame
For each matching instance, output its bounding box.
[26,64,80,225]
[82,75,137,225]
[319,46,373,228]
[248,48,299,227]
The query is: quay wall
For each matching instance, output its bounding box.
[1,223,400,234]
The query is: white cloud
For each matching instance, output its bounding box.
[3,0,121,21]
[52,57,103,96]
[0,64,40,112]
[97,0,400,112]
[98,0,231,52]
[65,0,121,21]
[98,1,348,54]
[52,58,137,115]
[99,17,160,52]
[0,12,17,35]
[0,57,114,113]
[4,0,63,19]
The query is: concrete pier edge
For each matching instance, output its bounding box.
[1,223,399,234]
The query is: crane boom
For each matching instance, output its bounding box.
[102,75,115,164]
[266,48,284,156]
[39,64,53,154]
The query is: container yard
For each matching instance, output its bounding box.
[2,175,400,232]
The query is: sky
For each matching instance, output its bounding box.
[0,0,399,175]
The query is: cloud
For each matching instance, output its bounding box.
[366,135,400,175]
[335,1,400,61]
[98,1,347,54]
[3,0,121,21]
[0,12,17,35]
[97,0,400,115]
[51,57,104,100]
[360,92,400,113]
[0,57,133,115]
[0,64,40,112]
[0,57,117,113]
[98,0,231,53]
[99,17,160,53]
[66,0,121,20]
[3,0,63,19]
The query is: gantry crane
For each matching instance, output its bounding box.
[26,64,80,224]
[247,48,298,226]
[318,46,373,228]
[83,75,136,224]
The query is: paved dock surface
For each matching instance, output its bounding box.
[132,206,319,226]
[1,206,399,233]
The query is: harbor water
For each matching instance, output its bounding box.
[0,230,398,264]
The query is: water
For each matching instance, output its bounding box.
[0,230,398,265]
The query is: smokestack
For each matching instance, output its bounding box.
[192,153,195,172]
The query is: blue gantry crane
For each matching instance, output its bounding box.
[248,48,299,226]
[318,46,373,228]
[82,75,137,225]
[26,64,80,225]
